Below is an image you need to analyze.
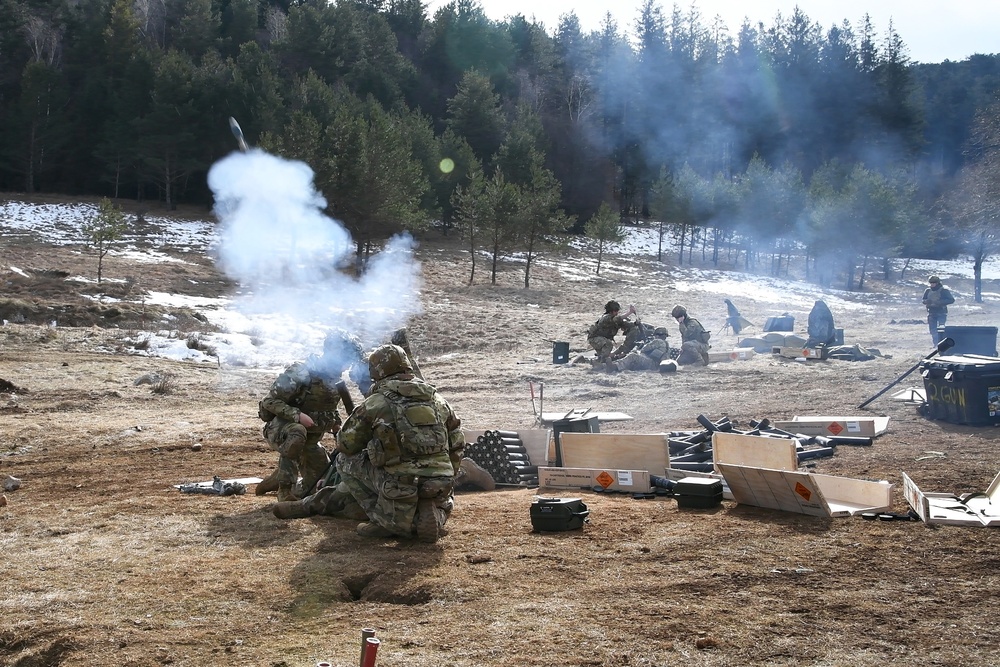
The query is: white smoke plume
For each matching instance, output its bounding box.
[206,148,423,366]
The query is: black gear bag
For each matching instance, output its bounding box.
[530,497,589,532]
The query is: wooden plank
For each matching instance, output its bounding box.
[712,432,798,471]
[557,433,669,475]
[717,464,830,517]
[903,471,1000,526]
[721,465,894,518]
[812,473,893,515]
[538,467,652,492]
[775,416,890,437]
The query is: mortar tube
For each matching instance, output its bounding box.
[361,637,380,667]
[359,628,376,667]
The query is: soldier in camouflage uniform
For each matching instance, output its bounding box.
[335,344,465,543]
[607,327,670,371]
[256,331,364,501]
[672,305,711,366]
[587,300,640,363]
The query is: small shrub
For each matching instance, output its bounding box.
[151,373,174,394]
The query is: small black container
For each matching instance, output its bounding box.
[674,477,723,509]
[552,341,570,364]
[530,497,589,531]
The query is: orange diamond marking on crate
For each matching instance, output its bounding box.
[826,422,844,436]
[794,482,812,501]
[595,471,614,489]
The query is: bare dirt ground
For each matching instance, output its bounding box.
[2,198,1000,667]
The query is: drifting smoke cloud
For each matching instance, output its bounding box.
[206,148,423,366]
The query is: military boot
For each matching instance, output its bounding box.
[356,522,395,538]
[457,458,495,491]
[255,468,281,496]
[415,499,441,543]
[272,500,312,520]
[700,349,711,366]
[276,485,299,502]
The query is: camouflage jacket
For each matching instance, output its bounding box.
[259,361,344,434]
[638,338,669,363]
[678,317,710,345]
[338,376,464,478]
[589,312,634,340]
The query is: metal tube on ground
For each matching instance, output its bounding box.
[668,462,716,472]
[797,447,835,460]
[827,435,873,446]
[359,628,376,667]
[361,637,380,667]
[858,337,955,409]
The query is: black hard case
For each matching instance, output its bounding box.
[674,477,723,509]
[530,497,589,531]
[919,354,1000,426]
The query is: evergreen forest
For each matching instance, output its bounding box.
[2,0,1000,289]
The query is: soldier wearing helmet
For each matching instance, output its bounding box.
[331,344,465,543]
[672,305,711,366]
[587,300,641,364]
[606,326,672,372]
[922,275,955,345]
[254,330,366,501]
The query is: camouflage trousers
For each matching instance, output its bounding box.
[298,481,367,520]
[589,329,642,362]
[263,418,330,494]
[337,451,455,539]
[677,340,709,366]
[610,351,661,372]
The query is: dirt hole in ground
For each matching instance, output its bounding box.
[0,378,25,393]
[0,632,77,667]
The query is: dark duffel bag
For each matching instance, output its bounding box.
[530,497,589,532]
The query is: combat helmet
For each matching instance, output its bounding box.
[605,300,621,314]
[653,327,668,337]
[322,330,364,371]
[368,343,413,382]
[671,305,687,318]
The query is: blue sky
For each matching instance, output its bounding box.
[430,0,998,64]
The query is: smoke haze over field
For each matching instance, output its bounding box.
[206,149,423,361]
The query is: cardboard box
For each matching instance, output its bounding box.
[707,351,734,363]
[538,467,652,493]
[729,348,756,361]
[773,416,889,438]
[902,471,1000,527]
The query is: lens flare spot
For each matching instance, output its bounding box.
[439,158,455,174]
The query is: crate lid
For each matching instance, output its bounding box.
[920,354,1000,371]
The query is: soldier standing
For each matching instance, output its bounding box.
[922,275,955,345]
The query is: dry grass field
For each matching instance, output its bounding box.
[2,197,999,667]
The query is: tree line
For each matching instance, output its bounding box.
[1,0,999,291]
